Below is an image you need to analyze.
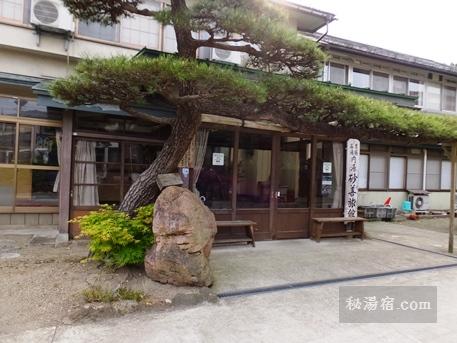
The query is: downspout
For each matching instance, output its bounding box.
[422,149,427,190]
[316,21,330,43]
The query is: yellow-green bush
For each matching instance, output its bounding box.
[72,204,154,268]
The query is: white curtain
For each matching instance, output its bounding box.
[193,129,209,192]
[332,142,343,208]
[53,130,62,193]
[73,140,99,206]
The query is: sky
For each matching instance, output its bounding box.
[290,0,457,65]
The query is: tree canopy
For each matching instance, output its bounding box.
[51,55,457,143]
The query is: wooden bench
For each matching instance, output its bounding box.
[214,220,257,247]
[311,217,366,242]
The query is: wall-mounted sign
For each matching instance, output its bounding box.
[323,162,332,174]
[212,153,224,166]
[344,139,360,218]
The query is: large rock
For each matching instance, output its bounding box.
[144,186,217,287]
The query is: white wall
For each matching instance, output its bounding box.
[359,191,451,210]
[0,23,138,79]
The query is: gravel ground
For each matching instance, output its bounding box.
[397,217,450,234]
[0,236,213,336]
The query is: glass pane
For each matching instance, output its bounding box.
[15,169,58,207]
[278,137,311,208]
[124,143,161,165]
[237,132,272,208]
[393,76,408,95]
[329,63,347,85]
[315,142,344,208]
[0,0,23,21]
[443,86,456,112]
[75,112,124,134]
[407,157,423,190]
[163,25,178,53]
[409,80,424,107]
[426,84,441,111]
[389,157,406,189]
[94,141,120,163]
[98,185,121,205]
[0,122,16,164]
[125,119,170,139]
[124,165,149,194]
[372,72,389,92]
[19,99,61,119]
[197,130,234,209]
[441,161,451,190]
[120,0,160,48]
[97,163,122,185]
[18,125,58,166]
[78,21,118,41]
[426,159,440,190]
[0,96,18,116]
[369,154,387,189]
[359,154,369,189]
[0,168,14,206]
[352,68,370,88]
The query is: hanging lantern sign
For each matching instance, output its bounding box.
[344,139,360,218]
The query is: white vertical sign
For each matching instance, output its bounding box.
[344,139,360,218]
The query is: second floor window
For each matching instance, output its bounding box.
[443,86,456,112]
[408,79,424,107]
[372,72,389,92]
[352,68,370,88]
[425,84,441,111]
[327,63,347,85]
[0,0,24,22]
[393,76,408,95]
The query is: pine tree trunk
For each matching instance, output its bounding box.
[119,106,201,213]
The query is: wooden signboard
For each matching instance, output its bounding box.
[344,139,360,218]
[157,173,183,190]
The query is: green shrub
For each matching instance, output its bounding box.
[72,204,154,268]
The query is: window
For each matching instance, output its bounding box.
[315,142,344,208]
[441,160,451,190]
[0,122,16,164]
[358,154,369,189]
[196,130,234,209]
[278,137,311,208]
[372,72,389,92]
[393,76,408,95]
[369,153,387,189]
[78,21,118,41]
[426,159,441,190]
[389,157,406,189]
[443,86,456,112]
[237,132,272,208]
[352,68,370,89]
[0,96,18,116]
[426,84,441,111]
[0,0,23,22]
[409,79,424,107]
[328,63,347,85]
[407,157,423,190]
[163,25,178,53]
[120,0,161,48]
[17,125,58,166]
[0,168,14,206]
[0,96,62,209]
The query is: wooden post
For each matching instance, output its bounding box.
[449,143,457,253]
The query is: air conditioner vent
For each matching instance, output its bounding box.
[34,0,59,24]
[214,49,231,60]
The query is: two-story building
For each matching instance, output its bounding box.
[0,0,454,242]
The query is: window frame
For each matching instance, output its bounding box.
[0,94,62,213]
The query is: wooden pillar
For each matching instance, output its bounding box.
[449,143,457,253]
[58,110,73,237]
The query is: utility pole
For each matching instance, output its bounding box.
[449,143,457,253]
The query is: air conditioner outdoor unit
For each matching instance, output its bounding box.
[31,0,75,33]
[211,47,243,65]
[408,190,430,212]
